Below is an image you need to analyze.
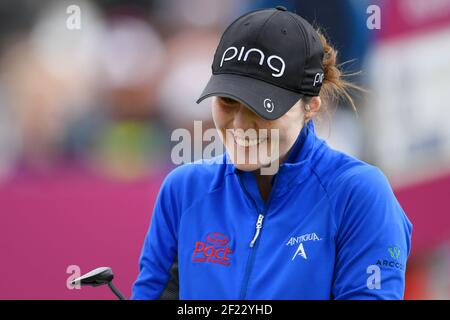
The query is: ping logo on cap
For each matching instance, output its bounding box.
[197,8,326,121]
[220,46,286,78]
[313,72,324,86]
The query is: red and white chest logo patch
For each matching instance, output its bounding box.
[192,232,234,267]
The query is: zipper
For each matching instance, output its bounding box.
[237,172,279,299]
[239,211,263,300]
[249,214,264,248]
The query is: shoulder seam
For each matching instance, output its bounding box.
[309,166,337,233]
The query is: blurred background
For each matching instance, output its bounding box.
[0,0,449,299]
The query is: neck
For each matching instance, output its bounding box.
[254,173,272,203]
[252,150,289,202]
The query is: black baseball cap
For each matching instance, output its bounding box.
[196,6,324,120]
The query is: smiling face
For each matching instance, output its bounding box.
[211,96,306,172]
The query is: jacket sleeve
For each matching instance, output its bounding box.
[131,171,180,300]
[332,166,413,300]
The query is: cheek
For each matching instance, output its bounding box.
[271,119,302,155]
[212,104,235,135]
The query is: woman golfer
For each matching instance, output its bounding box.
[132,7,412,300]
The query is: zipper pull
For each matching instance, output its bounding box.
[249,214,265,248]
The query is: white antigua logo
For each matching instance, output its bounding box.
[263,99,274,113]
[286,232,321,246]
[292,243,307,260]
[220,46,286,78]
[286,232,322,261]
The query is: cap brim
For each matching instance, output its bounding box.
[196,73,303,120]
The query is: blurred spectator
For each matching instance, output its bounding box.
[158,30,218,129]
[0,82,19,182]
[0,1,101,172]
[66,15,171,180]
[157,30,223,162]
[152,0,242,36]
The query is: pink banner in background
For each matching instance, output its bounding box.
[395,172,450,256]
[380,0,450,41]
[0,166,165,300]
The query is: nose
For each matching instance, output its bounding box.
[233,103,257,129]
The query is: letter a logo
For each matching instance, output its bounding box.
[292,243,307,260]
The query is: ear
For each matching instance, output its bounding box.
[304,96,321,119]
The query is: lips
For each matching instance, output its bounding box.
[233,135,268,147]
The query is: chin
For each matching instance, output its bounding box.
[225,140,280,172]
[232,162,262,172]
[225,144,263,172]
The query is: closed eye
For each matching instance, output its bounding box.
[219,96,239,106]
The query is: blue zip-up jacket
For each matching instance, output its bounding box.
[132,120,412,299]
